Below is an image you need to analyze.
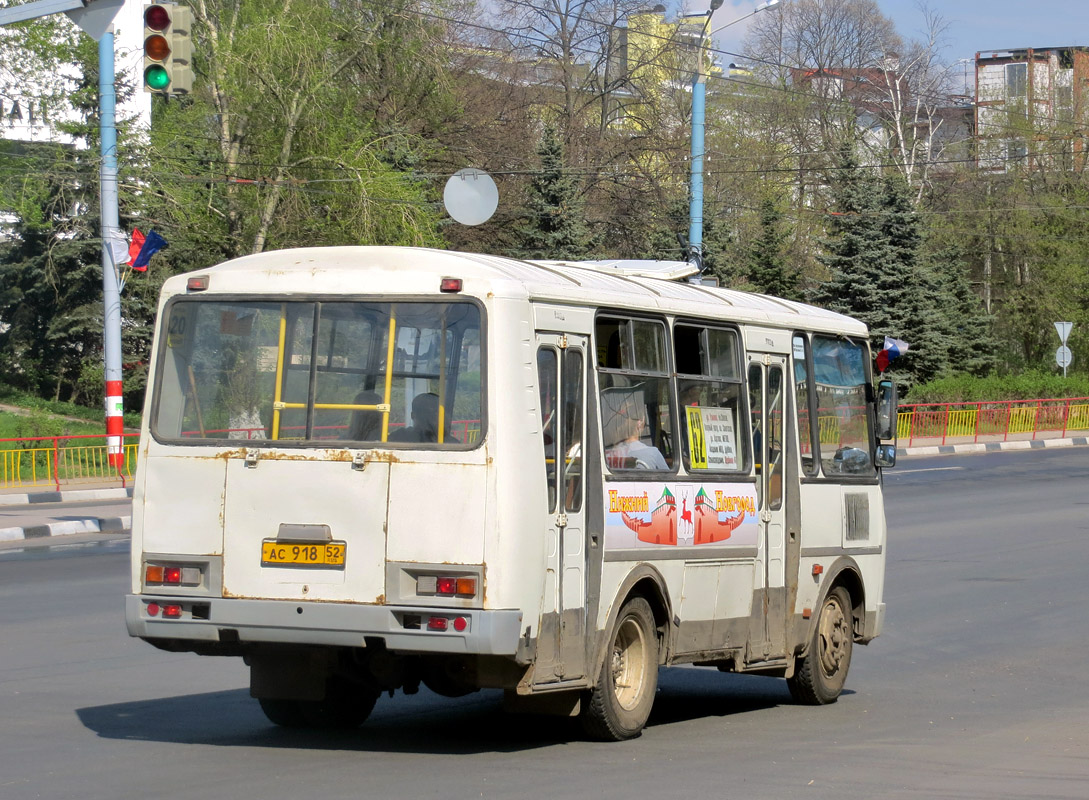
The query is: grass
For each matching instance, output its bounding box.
[0,386,142,434]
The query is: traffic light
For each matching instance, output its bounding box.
[142,4,193,96]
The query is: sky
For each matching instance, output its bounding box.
[706,0,1089,66]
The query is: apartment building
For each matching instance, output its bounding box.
[975,46,1089,171]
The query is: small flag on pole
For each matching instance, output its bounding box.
[127,228,146,265]
[876,336,909,373]
[132,229,168,272]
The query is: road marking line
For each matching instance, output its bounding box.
[895,466,965,474]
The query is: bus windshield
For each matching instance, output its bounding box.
[152,299,482,445]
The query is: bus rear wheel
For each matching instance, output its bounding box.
[581,596,659,741]
[259,678,379,729]
[788,586,853,705]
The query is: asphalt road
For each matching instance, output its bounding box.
[1,448,1087,799]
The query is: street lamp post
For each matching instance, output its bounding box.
[687,0,780,274]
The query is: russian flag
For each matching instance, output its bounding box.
[876,336,909,373]
[131,229,168,272]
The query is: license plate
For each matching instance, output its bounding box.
[261,540,346,568]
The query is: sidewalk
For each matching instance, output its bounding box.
[0,483,133,544]
[896,429,1089,457]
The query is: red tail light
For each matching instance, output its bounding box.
[427,616,448,631]
[163,605,183,619]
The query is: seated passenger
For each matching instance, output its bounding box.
[388,392,458,443]
[602,389,667,470]
[347,390,382,441]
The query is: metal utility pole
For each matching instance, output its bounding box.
[687,0,780,274]
[0,0,126,465]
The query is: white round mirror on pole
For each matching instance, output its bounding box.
[443,168,498,226]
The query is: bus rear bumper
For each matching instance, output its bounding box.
[125,594,524,657]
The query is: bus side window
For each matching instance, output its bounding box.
[537,348,559,513]
[595,315,674,472]
[674,323,746,473]
[792,334,820,477]
[562,349,584,512]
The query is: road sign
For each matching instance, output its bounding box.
[1054,322,1073,345]
[1056,346,1072,370]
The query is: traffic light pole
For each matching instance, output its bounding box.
[1,0,126,467]
[99,27,125,468]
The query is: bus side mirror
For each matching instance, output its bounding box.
[875,379,898,441]
[875,443,897,468]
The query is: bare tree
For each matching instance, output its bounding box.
[871,7,960,202]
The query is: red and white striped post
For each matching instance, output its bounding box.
[106,379,124,467]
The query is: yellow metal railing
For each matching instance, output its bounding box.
[897,398,1089,446]
[1,434,138,490]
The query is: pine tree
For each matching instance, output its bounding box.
[747,196,800,300]
[927,244,997,377]
[878,175,947,385]
[510,126,595,260]
[810,150,941,388]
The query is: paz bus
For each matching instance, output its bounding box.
[126,246,898,741]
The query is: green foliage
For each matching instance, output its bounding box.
[0,386,141,429]
[747,196,799,300]
[810,151,994,390]
[907,371,1089,404]
[139,0,447,264]
[0,36,146,410]
[509,126,596,260]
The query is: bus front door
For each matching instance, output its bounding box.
[747,354,790,664]
[535,333,588,683]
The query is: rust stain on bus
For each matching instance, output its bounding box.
[211,448,403,464]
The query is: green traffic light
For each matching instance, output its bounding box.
[144,65,170,91]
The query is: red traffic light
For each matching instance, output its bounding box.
[145,4,170,31]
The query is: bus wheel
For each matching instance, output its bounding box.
[298,677,380,729]
[788,586,853,705]
[581,596,658,741]
[257,698,307,728]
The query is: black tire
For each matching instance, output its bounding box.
[257,697,307,728]
[787,585,854,705]
[299,677,379,729]
[581,596,659,741]
[259,678,379,730]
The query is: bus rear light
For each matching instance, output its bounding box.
[416,573,479,597]
[145,564,202,587]
[427,616,448,631]
[186,275,209,292]
[439,277,462,293]
[147,603,161,617]
[163,605,183,619]
[453,616,468,632]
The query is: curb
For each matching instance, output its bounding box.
[0,486,133,507]
[0,515,132,543]
[899,435,1089,457]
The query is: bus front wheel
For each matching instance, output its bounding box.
[581,596,659,741]
[788,585,853,705]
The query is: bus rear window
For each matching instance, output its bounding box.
[152,300,482,446]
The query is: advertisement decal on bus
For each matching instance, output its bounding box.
[604,482,760,548]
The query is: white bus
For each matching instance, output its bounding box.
[126,246,898,741]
